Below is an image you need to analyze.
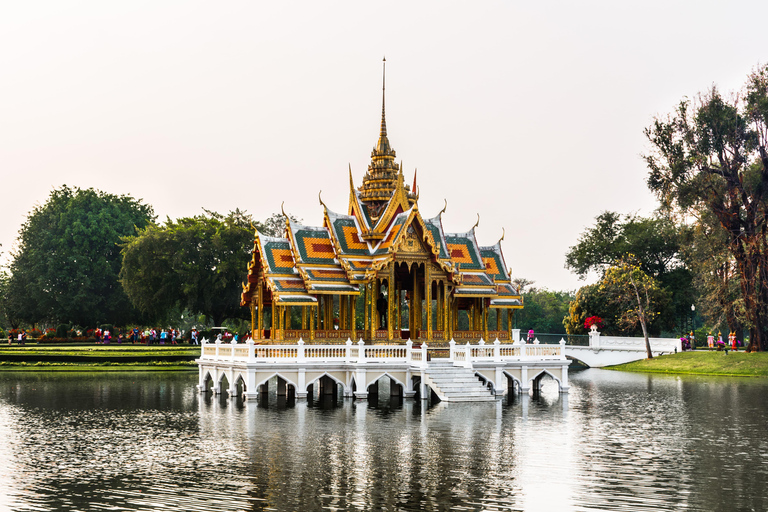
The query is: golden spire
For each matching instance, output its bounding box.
[380,56,387,138]
[360,57,399,208]
[376,56,391,155]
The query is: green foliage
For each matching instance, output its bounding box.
[644,64,768,351]
[120,209,257,326]
[565,260,671,337]
[513,285,574,334]
[56,324,70,339]
[602,258,670,343]
[4,186,154,327]
[566,212,683,278]
[99,324,114,334]
[565,211,693,329]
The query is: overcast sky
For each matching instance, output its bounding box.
[2,1,766,291]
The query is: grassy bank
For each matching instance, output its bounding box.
[609,350,768,377]
[0,344,200,370]
[0,362,197,372]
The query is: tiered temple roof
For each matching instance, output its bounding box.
[241,60,522,342]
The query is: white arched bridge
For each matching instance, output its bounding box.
[564,331,683,368]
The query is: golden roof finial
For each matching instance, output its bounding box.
[472,213,480,231]
[318,190,327,210]
[498,227,505,244]
[439,199,447,216]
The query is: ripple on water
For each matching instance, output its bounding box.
[0,370,767,511]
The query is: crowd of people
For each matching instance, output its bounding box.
[93,327,195,345]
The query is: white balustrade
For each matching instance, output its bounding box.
[198,337,564,365]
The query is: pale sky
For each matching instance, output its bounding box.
[2,1,766,291]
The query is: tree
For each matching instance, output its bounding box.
[644,64,768,351]
[601,258,670,359]
[681,207,745,339]
[120,209,257,326]
[512,281,574,334]
[5,186,154,327]
[565,211,691,333]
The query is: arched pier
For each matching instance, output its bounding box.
[197,335,571,403]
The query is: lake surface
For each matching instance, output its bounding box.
[0,369,766,511]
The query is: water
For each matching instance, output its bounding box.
[0,370,766,511]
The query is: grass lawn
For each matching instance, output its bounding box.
[0,362,197,372]
[609,350,768,377]
[0,343,201,368]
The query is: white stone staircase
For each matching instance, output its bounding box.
[423,361,496,402]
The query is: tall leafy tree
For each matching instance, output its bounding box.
[601,258,669,359]
[644,64,768,351]
[120,210,294,326]
[5,186,154,326]
[565,211,691,333]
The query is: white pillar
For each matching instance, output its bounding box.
[244,369,258,400]
[493,339,501,362]
[404,368,415,398]
[449,339,456,362]
[196,365,207,392]
[520,366,530,393]
[512,328,521,343]
[589,329,601,349]
[297,368,307,399]
[358,339,366,363]
[227,368,237,397]
[560,363,570,393]
[354,368,368,399]
[297,338,306,362]
[495,367,504,397]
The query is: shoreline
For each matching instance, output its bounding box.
[607,350,768,378]
[0,344,200,371]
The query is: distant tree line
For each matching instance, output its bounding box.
[0,185,290,332]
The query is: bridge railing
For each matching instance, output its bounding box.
[450,339,566,368]
[199,337,566,368]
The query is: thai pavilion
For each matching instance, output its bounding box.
[239,64,523,346]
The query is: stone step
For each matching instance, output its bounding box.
[423,364,495,402]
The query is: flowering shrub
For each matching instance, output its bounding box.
[584,316,604,330]
[28,328,43,339]
[44,328,56,339]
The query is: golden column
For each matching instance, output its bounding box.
[250,298,256,338]
[425,264,432,341]
[411,265,419,339]
[397,280,403,339]
[364,284,369,338]
[435,281,441,331]
[388,264,395,341]
[269,295,277,341]
[371,279,379,340]
[257,284,264,340]
[351,292,357,340]
[310,303,315,341]
[443,281,449,338]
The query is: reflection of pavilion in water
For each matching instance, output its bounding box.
[197,61,570,402]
